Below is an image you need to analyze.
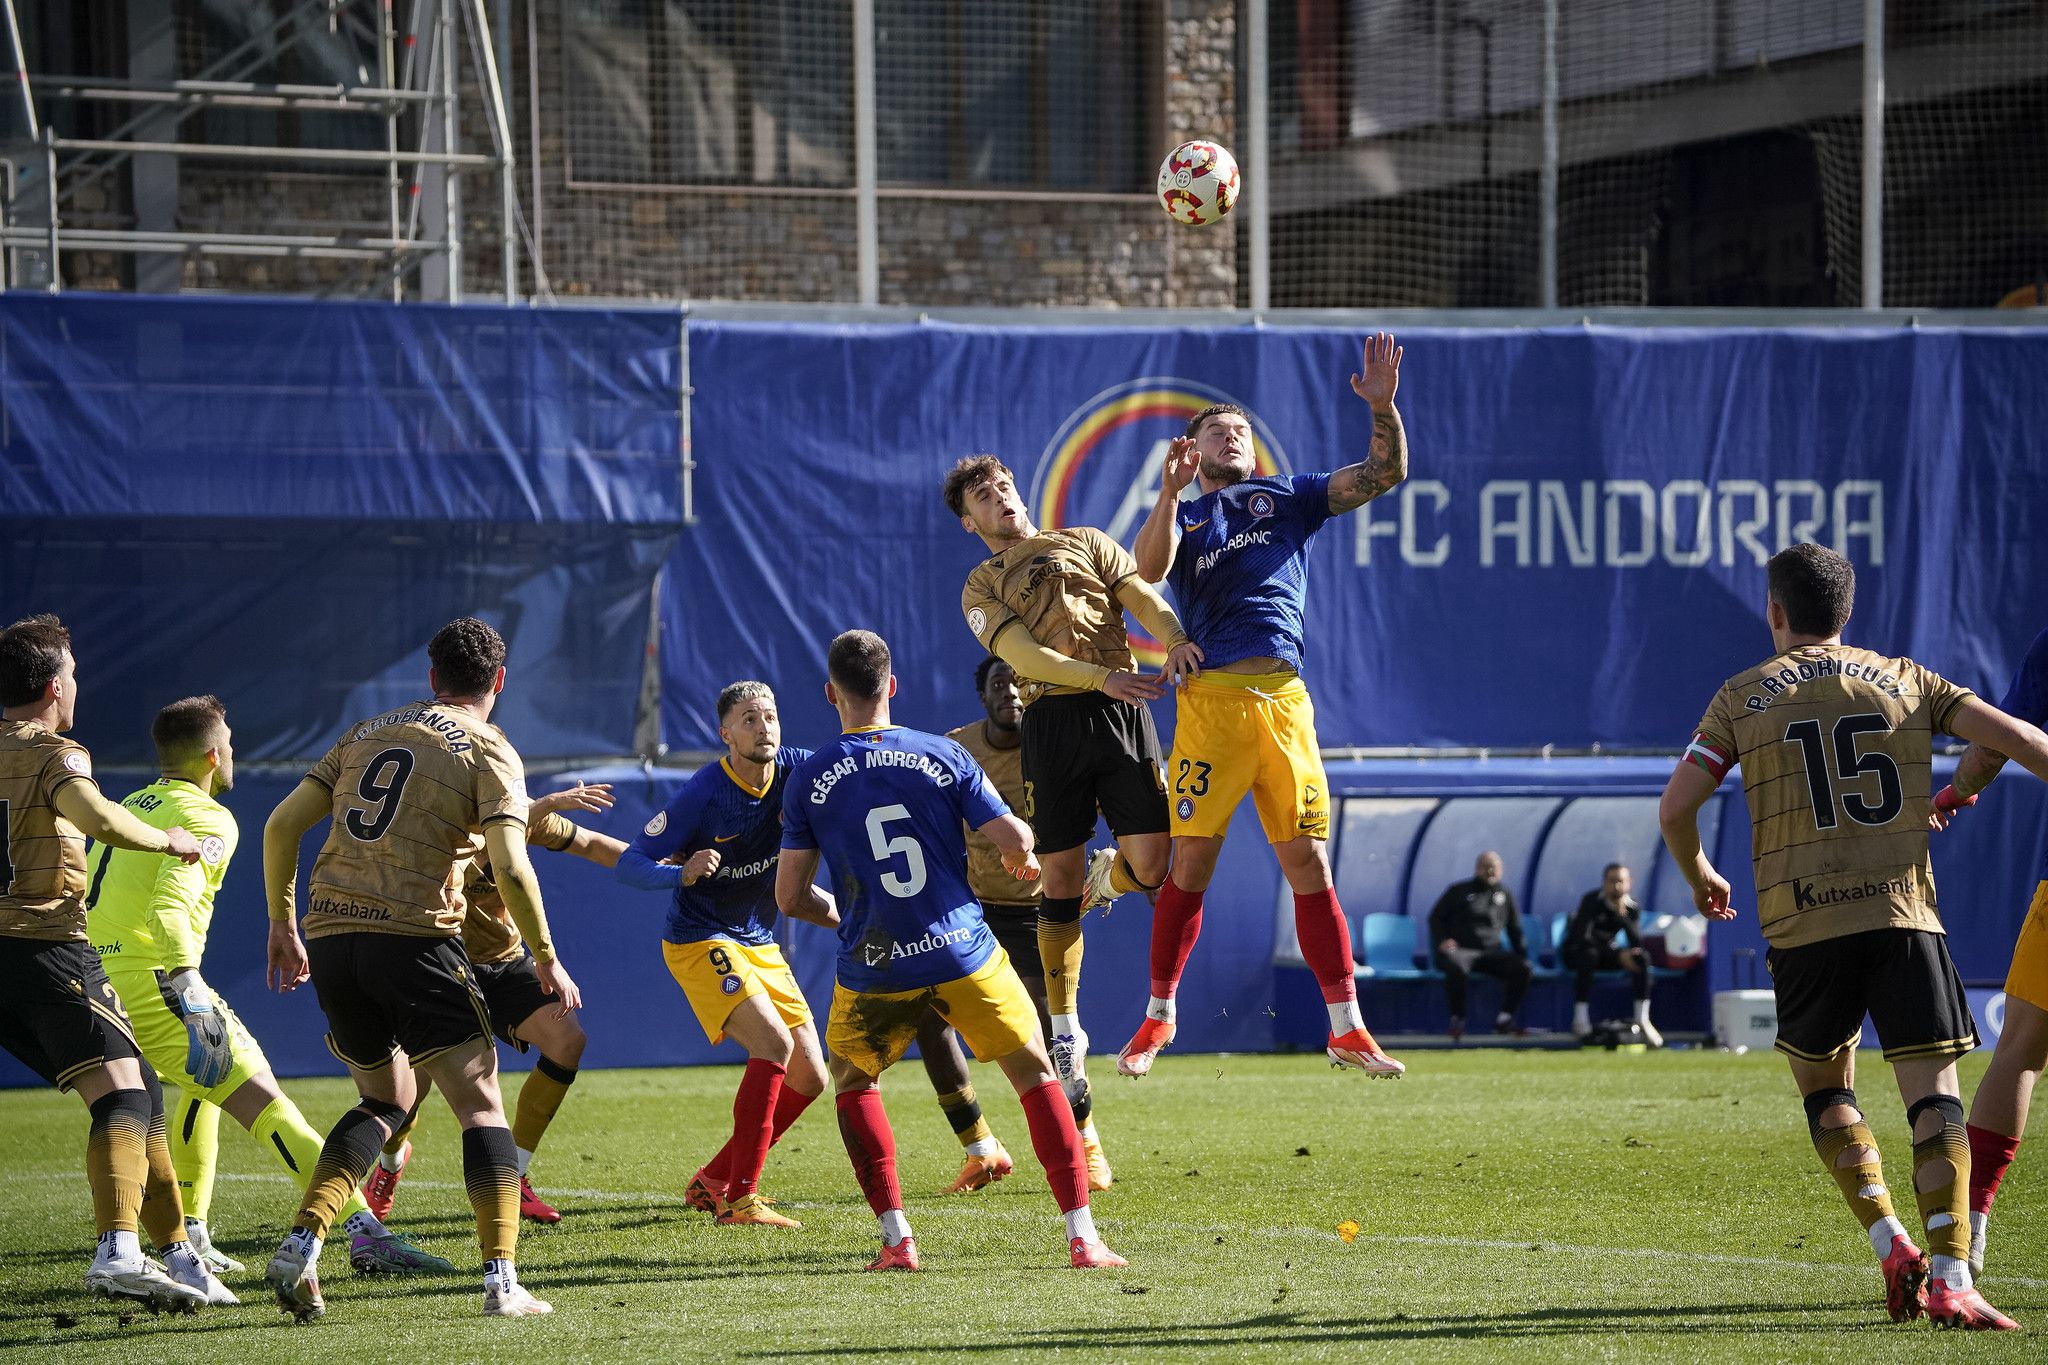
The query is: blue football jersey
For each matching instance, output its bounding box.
[1165,473,1333,672]
[781,727,1008,993]
[620,748,809,947]
[1996,627,2048,881]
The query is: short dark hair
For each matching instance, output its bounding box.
[0,614,71,708]
[1767,543,1855,638]
[943,454,1012,519]
[1185,403,1249,440]
[828,630,891,701]
[428,617,507,698]
[973,655,1010,694]
[716,680,774,723]
[153,695,227,767]
[1603,862,1628,878]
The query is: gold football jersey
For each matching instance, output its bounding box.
[302,701,530,941]
[1689,645,1973,948]
[0,720,97,941]
[945,719,1040,909]
[459,809,576,963]
[960,527,1139,705]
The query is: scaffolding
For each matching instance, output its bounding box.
[0,0,528,301]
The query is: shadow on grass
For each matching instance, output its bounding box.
[738,1299,1899,1356]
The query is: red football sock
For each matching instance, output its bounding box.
[835,1088,902,1217]
[702,1077,818,1188]
[1020,1080,1089,1214]
[1967,1123,2023,1215]
[1293,888,1358,1004]
[721,1059,786,1202]
[1149,876,1205,998]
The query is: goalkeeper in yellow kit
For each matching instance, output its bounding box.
[86,696,451,1278]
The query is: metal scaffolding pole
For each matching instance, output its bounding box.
[1539,0,1559,309]
[441,0,462,302]
[382,0,403,301]
[853,0,879,306]
[1862,0,1885,309]
[1245,0,1270,311]
[461,0,518,300]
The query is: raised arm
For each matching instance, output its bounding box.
[990,621,1164,705]
[1328,332,1409,515]
[1114,576,1204,685]
[1133,437,1200,582]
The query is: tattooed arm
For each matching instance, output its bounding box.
[1328,331,1408,515]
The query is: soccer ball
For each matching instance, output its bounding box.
[1645,913,1709,970]
[1157,140,1240,227]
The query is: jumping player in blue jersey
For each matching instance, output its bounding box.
[616,681,820,1229]
[1121,333,1411,1079]
[1931,625,2048,1283]
[774,630,1126,1272]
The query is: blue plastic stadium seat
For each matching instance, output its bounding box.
[1358,912,1433,980]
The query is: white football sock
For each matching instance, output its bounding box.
[1328,1000,1365,1035]
[342,1209,388,1240]
[1051,1013,1082,1040]
[1080,1120,1099,1143]
[1145,996,1175,1023]
[378,1140,409,1173]
[1633,999,1652,1025]
[878,1209,913,1247]
[1970,1209,1988,1240]
[516,1146,534,1178]
[1869,1214,1910,1258]
[1064,1205,1098,1244]
[286,1228,324,1265]
[97,1229,142,1264]
[1931,1253,1972,1290]
[965,1136,1001,1158]
[1572,1003,1592,1033]
[163,1242,202,1275]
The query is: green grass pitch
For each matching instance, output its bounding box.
[0,1049,2040,1362]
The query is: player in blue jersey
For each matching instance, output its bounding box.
[1120,333,1411,1079]
[616,681,821,1229]
[1930,625,2048,1280]
[775,630,1126,1272]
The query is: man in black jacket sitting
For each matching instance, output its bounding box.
[1561,862,1659,1047]
[1428,851,1531,1041]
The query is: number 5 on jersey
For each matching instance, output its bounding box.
[866,804,928,898]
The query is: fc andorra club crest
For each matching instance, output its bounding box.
[1031,378,1290,666]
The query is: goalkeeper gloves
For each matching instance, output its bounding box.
[166,968,233,1088]
[1933,784,1977,817]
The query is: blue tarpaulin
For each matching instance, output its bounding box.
[2,294,684,762]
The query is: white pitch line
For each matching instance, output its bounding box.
[14,1169,2045,1292]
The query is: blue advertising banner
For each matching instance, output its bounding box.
[666,323,2048,752]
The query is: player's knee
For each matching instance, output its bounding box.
[355,1096,410,1138]
[1038,895,1083,926]
[549,1027,587,1067]
[1123,843,1168,888]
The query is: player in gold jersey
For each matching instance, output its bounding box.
[262,618,577,1320]
[921,657,1112,1192]
[1659,545,2048,1331]
[364,780,624,1225]
[948,455,1202,1088]
[0,614,213,1311]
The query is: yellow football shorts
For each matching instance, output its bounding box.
[1168,671,1331,843]
[826,948,1039,1079]
[663,937,812,1045]
[2003,881,2048,1014]
[102,964,271,1103]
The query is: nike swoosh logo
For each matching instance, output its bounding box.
[1182,517,1210,532]
[713,833,741,843]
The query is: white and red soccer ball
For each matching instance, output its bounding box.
[1157,140,1239,227]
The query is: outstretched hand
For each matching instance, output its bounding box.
[533,780,615,819]
[1160,437,1201,498]
[1349,332,1402,410]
